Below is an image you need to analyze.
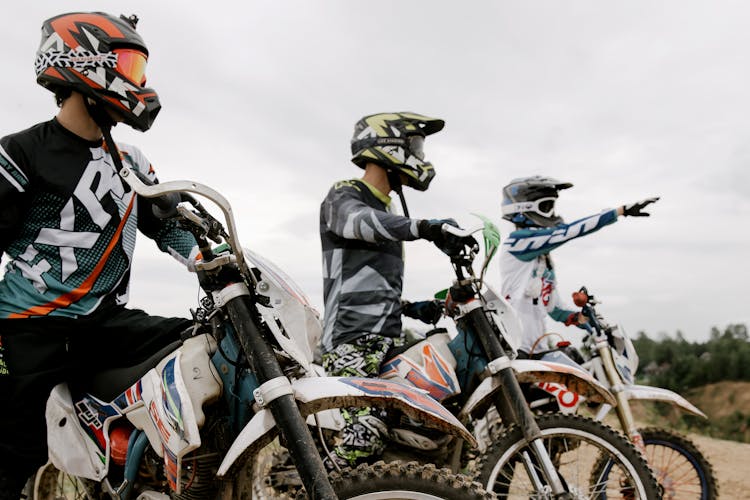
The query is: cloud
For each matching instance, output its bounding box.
[3,1,750,341]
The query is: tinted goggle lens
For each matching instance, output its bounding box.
[115,48,148,86]
[408,135,425,159]
[534,197,557,216]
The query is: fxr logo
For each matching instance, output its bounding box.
[149,400,171,442]
[75,398,104,429]
[18,149,134,287]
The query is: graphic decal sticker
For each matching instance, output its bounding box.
[74,394,120,453]
[161,357,185,436]
[537,381,581,409]
[340,377,455,423]
[380,344,460,401]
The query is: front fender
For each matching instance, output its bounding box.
[459,359,616,421]
[217,376,473,477]
[621,384,707,418]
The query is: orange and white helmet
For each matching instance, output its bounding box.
[35,12,160,131]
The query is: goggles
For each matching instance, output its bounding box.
[408,135,425,159]
[115,48,148,86]
[352,134,426,160]
[502,196,558,217]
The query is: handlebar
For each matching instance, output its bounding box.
[118,166,253,281]
[441,222,484,239]
[572,286,614,345]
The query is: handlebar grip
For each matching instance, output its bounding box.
[132,169,180,219]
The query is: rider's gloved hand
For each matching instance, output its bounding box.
[402,299,444,325]
[621,197,659,217]
[565,312,586,326]
[418,219,478,256]
[565,312,592,331]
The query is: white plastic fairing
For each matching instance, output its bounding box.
[46,384,112,481]
[380,333,461,401]
[459,358,616,421]
[621,384,707,418]
[218,376,476,478]
[130,335,222,493]
[244,248,323,370]
[610,324,639,384]
[482,283,523,352]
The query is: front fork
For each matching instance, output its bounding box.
[595,340,646,454]
[222,286,338,500]
[468,307,569,497]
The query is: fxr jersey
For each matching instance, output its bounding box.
[0,118,197,319]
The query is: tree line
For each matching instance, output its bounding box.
[632,323,750,391]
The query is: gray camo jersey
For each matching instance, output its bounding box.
[319,179,420,352]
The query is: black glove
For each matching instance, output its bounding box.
[402,299,444,325]
[418,218,458,240]
[622,197,659,217]
[418,219,478,256]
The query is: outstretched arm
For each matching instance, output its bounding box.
[504,209,619,262]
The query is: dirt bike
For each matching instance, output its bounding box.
[524,286,718,499]
[26,168,494,499]
[263,215,662,499]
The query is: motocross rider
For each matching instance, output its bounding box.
[499,175,658,355]
[319,112,474,467]
[0,13,199,496]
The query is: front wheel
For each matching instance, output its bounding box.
[31,462,103,499]
[638,427,718,500]
[476,413,662,499]
[298,461,494,499]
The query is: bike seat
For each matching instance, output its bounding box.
[74,340,183,402]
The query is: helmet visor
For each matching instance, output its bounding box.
[115,48,148,86]
[408,135,425,160]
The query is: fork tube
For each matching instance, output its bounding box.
[225,295,338,499]
[466,308,535,431]
[467,307,568,496]
[596,341,645,453]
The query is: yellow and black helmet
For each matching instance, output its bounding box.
[350,112,444,191]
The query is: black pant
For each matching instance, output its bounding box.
[0,303,190,497]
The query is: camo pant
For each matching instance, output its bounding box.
[322,334,397,467]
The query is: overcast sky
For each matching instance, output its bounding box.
[3,1,749,342]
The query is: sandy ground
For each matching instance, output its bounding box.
[687,432,750,498]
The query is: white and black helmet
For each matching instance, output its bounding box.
[501,175,573,227]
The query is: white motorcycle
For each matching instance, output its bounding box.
[526,286,718,499]
[264,216,662,499]
[27,169,493,499]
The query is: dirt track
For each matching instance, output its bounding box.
[687,432,750,498]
